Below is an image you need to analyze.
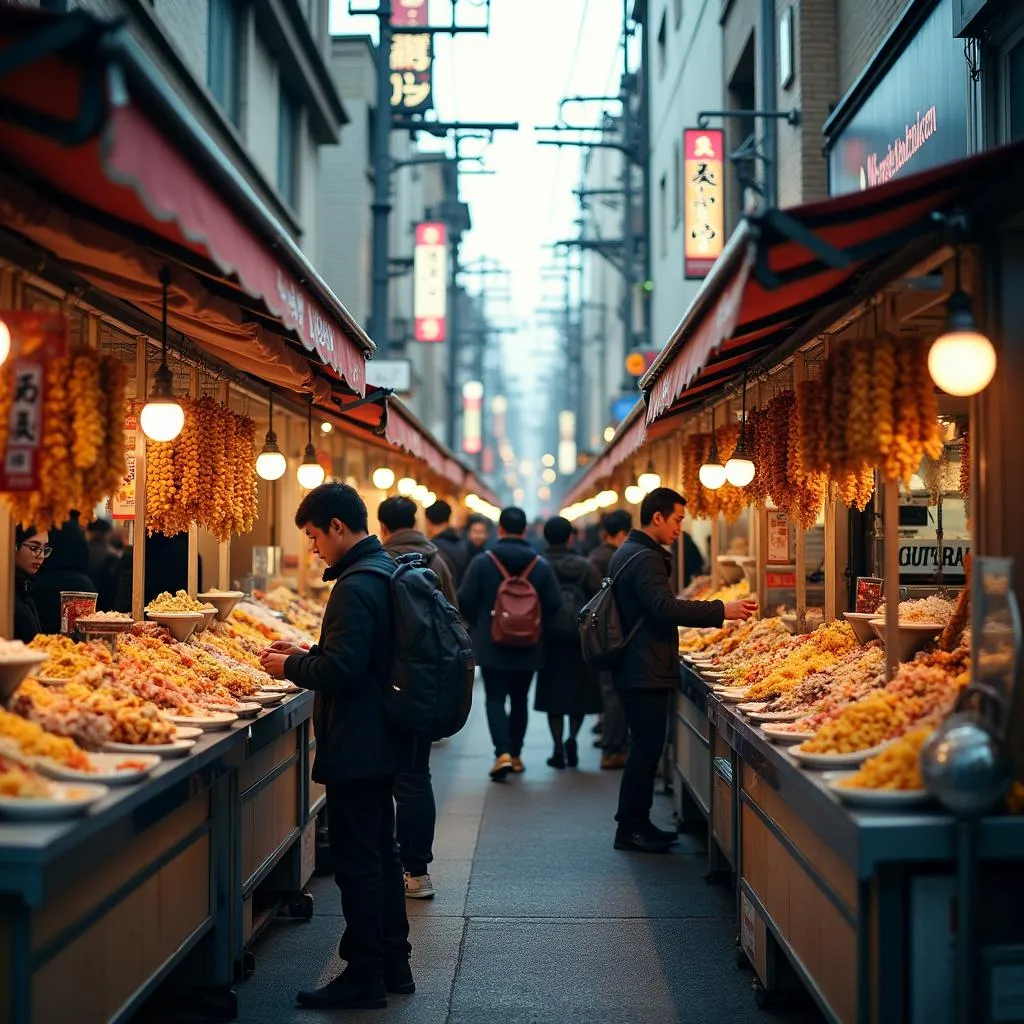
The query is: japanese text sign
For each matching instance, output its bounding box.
[0,312,67,493]
[683,128,725,279]
[391,1,432,113]
[111,406,138,520]
[413,222,448,342]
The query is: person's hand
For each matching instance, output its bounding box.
[264,640,307,657]
[724,598,758,621]
[259,651,290,679]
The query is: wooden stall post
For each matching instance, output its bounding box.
[132,340,148,621]
[883,479,900,680]
[187,369,199,595]
[217,382,231,590]
[794,354,808,631]
[755,383,768,616]
[294,416,309,598]
[0,270,17,638]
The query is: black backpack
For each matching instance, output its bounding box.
[549,560,590,642]
[342,553,475,741]
[577,551,647,670]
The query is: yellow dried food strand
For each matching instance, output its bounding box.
[69,348,104,470]
[844,339,874,470]
[959,427,970,499]
[98,355,129,502]
[824,344,851,476]
[872,333,897,460]
[795,378,827,476]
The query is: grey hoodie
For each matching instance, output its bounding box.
[381,528,459,607]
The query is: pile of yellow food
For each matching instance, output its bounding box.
[254,587,324,635]
[29,634,111,679]
[0,755,52,798]
[839,728,930,790]
[0,706,93,768]
[740,622,858,701]
[147,590,211,614]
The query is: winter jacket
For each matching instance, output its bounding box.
[14,569,41,643]
[429,527,471,591]
[589,541,616,581]
[609,530,725,691]
[382,528,458,606]
[285,536,413,783]
[457,536,562,672]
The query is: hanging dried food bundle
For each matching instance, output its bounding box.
[959,426,970,499]
[0,347,129,528]
[146,396,258,540]
[795,377,828,475]
[745,408,770,506]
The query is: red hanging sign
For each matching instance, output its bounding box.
[0,312,68,492]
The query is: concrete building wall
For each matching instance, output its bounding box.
[151,0,209,82]
[246,26,281,188]
[836,0,909,95]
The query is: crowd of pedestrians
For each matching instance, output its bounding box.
[255,481,757,1009]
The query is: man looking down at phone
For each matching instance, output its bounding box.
[608,487,758,854]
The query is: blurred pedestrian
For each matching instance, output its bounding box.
[86,518,121,611]
[13,525,47,643]
[535,517,601,769]
[465,514,491,560]
[32,514,95,634]
[425,500,470,590]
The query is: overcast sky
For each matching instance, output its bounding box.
[329,0,626,459]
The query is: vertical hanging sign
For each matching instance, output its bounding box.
[391,0,433,113]
[0,312,67,492]
[413,222,448,342]
[111,405,138,520]
[462,381,483,455]
[683,128,726,279]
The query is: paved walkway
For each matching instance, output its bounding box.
[234,684,823,1023]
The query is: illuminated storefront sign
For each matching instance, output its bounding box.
[390,0,432,112]
[558,410,577,475]
[413,223,447,342]
[683,128,725,279]
[462,381,483,455]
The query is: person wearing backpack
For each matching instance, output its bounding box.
[378,496,458,902]
[535,517,602,769]
[457,506,561,781]
[606,487,757,854]
[259,483,415,1010]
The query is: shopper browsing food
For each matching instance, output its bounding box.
[13,525,48,643]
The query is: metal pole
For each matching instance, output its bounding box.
[759,0,777,207]
[371,0,394,352]
[446,230,461,453]
[638,1,652,350]
[620,0,635,357]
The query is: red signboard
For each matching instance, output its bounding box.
[392,0,427,27]
[683,128,725,279]
[414,222,448,342]
[0,313,68,492]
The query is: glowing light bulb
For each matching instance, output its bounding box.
[140,397,185,442]
[372,467,396,490]
[699,462,727,490]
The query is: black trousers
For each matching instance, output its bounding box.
[615,688,672,831]
[482,667,534,758]
[599,671,628,754]
[326,777,411,974]
[394,739,435,877]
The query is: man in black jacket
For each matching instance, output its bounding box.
[609,488,757,853]
[457,506,561,781]
[260,484,414,1010]
[425,500,470,590]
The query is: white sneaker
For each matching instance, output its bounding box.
[404,871,435,899]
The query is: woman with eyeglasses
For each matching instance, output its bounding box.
[14,525,48,643]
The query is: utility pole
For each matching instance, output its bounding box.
[620,0,636,356]
[369,0,393,353]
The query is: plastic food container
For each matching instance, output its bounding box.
[60,591,98,635]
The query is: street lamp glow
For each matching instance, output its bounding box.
[625,484,644,505]
[372,466,396,490]
[541,454,555,468]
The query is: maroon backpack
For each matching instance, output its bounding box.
[488,553,542,647]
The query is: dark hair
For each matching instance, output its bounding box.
[87,519,112,535]
[15,525,41,548]
[295,482,368,533]
[640,487,687,526]
[600,510,632,537]
[378,496,417,533]
[425,500,452,526]
[544,516,573,545]
[498,506,527,536]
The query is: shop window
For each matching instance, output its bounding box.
[657,11,667,78]
[208,0,243,126]
[278,86,300,208]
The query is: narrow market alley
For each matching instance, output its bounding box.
[228,685,824,1024]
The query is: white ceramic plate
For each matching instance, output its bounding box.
[737,702,768,714]
[748,709,807,724]
[171,726,203,740]
[761,725,814,745]
[823,771,933,808]
[165,712,238,731]
[35,752,160,785]
[102,739,196,758]
[259,681,300,694]
[251,691,284,706]
[713,686,749,703]
[0,782,108,820]
[789,742,889,769]
[233,702,262,718]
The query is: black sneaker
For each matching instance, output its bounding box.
[614,830,672,854]
[296,969,387,1009]
[384,960,416,996]
[644,822,679,845]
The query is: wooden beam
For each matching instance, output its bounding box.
[884,479,900,681]
[132,341,148,621]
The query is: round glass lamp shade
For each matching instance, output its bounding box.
[724,457,756,488]
[256,449,287,481]
[397,477,418,497]
[928,330,997,397]
[624,484,644,505]
[699,461,728,490]
[0,318,10,366]
[424,491,436,506]
[372,467,396,490]
[297,458,326,490]
[412,484,430,503]
[638,470,661,493]
[140,397,185,442]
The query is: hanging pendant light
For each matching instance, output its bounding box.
[255,388,287,481]
[725,370,757,487]
[624,467,644,505]
[297,396,326,490]
[699,406,727,490]
[397,476,418,497]
[638,459,661,494]
[927,247,997,397]
[0,316,11,367]
[140,267,186,442]
[372,463,396,491]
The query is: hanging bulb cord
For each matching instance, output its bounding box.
[707,406,720,462]
[306,395,313,448]
[268,388,274,436]
[737,368,749,448]
[159,266,170,369]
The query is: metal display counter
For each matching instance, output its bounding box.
[674,663,1024,1024]
[0,690,318,1024]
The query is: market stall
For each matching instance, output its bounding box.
[568,138,1024,1023]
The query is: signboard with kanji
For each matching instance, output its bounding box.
[391,0,432,113]
[683,128,725,279]
[413,222,448,342]
[111,407,138,520]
